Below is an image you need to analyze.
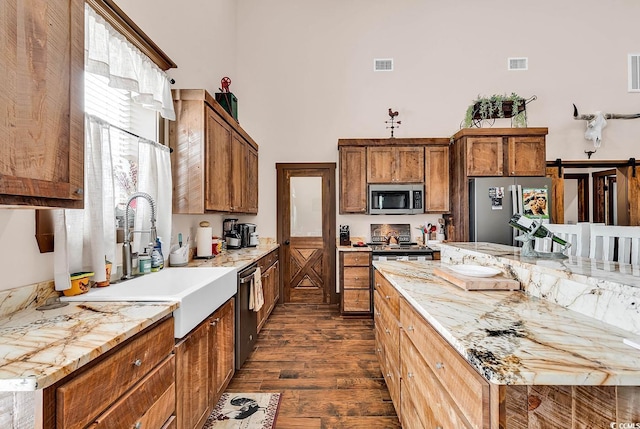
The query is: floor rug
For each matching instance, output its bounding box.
[203,392,281,429]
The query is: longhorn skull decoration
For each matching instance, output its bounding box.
[573,104,640,149]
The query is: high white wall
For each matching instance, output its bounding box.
[2,0,639,291]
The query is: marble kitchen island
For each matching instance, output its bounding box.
[373,242,640,428]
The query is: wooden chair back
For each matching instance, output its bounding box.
[589,224,640,264]
[534,223,591,257]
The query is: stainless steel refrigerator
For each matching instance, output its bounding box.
[469,177,553,246]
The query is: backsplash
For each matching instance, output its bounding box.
[0,281,58,318]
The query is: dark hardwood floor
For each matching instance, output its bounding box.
[226,303,401,428]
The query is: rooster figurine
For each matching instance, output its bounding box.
[385,108,401,138]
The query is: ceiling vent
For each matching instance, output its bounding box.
[629,54,640,92]
[374,58,393,72]
[508,57,528,71]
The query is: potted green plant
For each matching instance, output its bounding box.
[463,93,530,128]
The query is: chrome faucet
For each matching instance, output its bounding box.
[122,192,157,280]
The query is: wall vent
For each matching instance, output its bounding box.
[629,54,640,92]
[374,58,393,72]
[508,57,528,71]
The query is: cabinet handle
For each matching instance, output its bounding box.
[407,372,414,379]
[386,372,392,377]
[385,295,391,300]
[134,422,142,429]
[407,325,414,332]
[385,328,390,334]
[133,359,142,367]
[435,362,444,370]
[376,311,381,316]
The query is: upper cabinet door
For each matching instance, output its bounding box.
[205,109,232,212]
[507,136,546,176]
[466,137,504,176]
[367,146,424,183]
[339,146,367,213]
[0,0,85,208]
[367,147,395,183]
[395,147,424,183]
[425,146,450,212]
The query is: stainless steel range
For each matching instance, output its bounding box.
[368,224,435,261]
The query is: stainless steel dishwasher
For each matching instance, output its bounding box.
[236,263,258,369]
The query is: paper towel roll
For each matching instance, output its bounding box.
[196,227,212,257]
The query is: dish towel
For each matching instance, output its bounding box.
[249,267,264,312]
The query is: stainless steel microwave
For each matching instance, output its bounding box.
[368,184,424,214]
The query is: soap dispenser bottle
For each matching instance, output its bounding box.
[151,238,164,271]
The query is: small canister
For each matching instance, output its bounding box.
[138,253,151,274]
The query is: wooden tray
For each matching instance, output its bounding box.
[433,266,520,291]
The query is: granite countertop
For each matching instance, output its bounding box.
[188,243,279,269]
[373,258,640,386]
[0,301,177,391]
[0,243,280,392]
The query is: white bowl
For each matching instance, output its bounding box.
[448,264,501,278]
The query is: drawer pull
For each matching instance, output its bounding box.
[407,371,414,378]
[407,325,414,332]
[376,311,381,317]
[385,295,391,300]
[134,422,142,429]
[385,328,390,334]
[133,359,142,367]
[435,362,444,370]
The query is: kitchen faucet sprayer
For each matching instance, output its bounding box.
[122,192,157,280]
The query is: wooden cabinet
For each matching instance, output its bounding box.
[425,145,450,212]
[175,317,211,429]
[257,249,280,332]
[170,89,259,214]
[338,138,450,214]
[0,0,84,208]
[230,134,258,213]
[373,270,401,420]
[367,146,424,183]
[339,146,368,214]
[340,251,372,316]
[401,298,489,429]
[466,137,504,176]
[175,297,235,429]
[507,135,546,176]
[210,298,236,403]
[47,317,175,429]
[448,128,548,241]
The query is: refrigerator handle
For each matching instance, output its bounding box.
[510,185,522,246]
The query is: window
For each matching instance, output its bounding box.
[84,71,159,219]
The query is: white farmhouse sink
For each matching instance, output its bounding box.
[62,267,238,338]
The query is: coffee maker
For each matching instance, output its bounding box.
[339,225,351,246]
[238,223,257,247]
[223,218,241,249]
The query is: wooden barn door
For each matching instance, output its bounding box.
[277,163,337,304]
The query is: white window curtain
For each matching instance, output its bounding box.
[54,116,118,289]
[54,6,174,292]
[133,139,173,257]
[84,4,175,120]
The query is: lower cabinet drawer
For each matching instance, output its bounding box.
[374,271,400,319]
[342,289,371,312]
[57,318,175,429]
[401,331,471,429]
[374,290,399,362]
[400,299,489,429]
[343,266,370,288]
[91,354,176,429]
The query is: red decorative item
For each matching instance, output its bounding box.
[220,76,231,93]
